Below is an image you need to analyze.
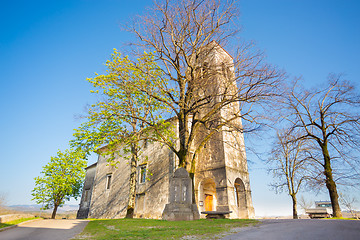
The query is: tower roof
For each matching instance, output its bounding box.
[207,40,233,59]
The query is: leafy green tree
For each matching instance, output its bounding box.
[32,149,86,219]
[71,50,168,218]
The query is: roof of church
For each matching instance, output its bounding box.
[85,162,97,170]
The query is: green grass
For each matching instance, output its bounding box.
[73,218,258,240]
[327,217,359,220]
[0,217,41,229]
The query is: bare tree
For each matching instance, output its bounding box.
[128,0,283,199]
[278,74,360,218]
[268,130,312,219]
[298,195,313,214]
[339,193,359,219]
[0,192,6,211]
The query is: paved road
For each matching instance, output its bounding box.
[0,219,88,240]
[222,219,360,240]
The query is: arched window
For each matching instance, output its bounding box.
[234,178,245,208]
[234,185,238,207]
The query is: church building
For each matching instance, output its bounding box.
[77,42,255,219]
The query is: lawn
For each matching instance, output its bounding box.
[73,218,258,240]
[327,217,360,220]
[0,217,40,229]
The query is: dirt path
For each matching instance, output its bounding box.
[0,219,88,240]
[221,219,360,240]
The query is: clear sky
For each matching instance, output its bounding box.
[1,0,359,217]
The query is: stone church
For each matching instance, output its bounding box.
[77,42,255,220]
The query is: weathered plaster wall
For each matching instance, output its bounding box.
[87,140,174,219]
[77,163,97,219]
[134,141,172,219]
[88,149,130,219]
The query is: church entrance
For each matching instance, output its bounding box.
[205,194,213,211]
[198,178,216,213]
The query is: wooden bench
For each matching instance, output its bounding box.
[201,211,232,219]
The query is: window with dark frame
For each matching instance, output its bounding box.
[139,165,147,183]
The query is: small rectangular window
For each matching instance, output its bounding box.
[139,165,146,183]
[84,190,89,202]
[106,174,112,190]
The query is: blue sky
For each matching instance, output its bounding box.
[0,0,359,216]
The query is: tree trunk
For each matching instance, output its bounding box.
[51,204,59,219]
[177,86,190,167]
[125,145,138,218]
[177,130,187,168]
[291,195,298,219]
[325,177,342,218]
[321,143,342,218]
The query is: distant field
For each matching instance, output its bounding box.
[73,218,258,240]
[1,204,79,218]
[0,206,77,220]
[0,211,77,220]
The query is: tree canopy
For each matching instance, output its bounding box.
[72,50,168,156]
[268,130,313,219]
[128,0,283,175]
[276,74,360,217]
[72,0,283,208]
[71,50,170,218]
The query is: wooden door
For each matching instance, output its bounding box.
[205,194,213,211]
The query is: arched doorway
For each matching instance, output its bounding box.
[234,178,246,209]
[198,178,216,212]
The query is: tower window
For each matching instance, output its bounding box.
[139,165,147,183]
[84,189,90,202]
[106,174,112,190]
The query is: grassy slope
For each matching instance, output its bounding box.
[0,217,40,229]
[73,218,258,240]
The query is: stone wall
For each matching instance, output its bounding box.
[192,42,255,219]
